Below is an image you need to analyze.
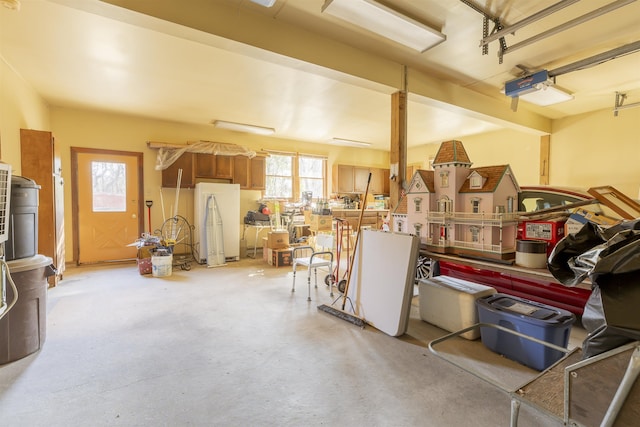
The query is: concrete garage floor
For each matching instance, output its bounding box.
[0,257,586,426]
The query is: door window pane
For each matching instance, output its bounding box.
[92,161,126,212]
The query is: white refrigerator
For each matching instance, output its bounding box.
[194,183,241,263]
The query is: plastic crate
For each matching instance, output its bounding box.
[476,293,575,371]
[419,276,496,340]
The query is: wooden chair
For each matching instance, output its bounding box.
[291,233,334,301]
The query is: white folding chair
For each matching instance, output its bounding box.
[291,233,334,301]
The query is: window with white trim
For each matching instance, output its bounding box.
[413,223,422,237]
[440,171,449,187]
[414,197,422,213]
[470,174,482,189]
[471,198,480,213]
[265,153,326,200]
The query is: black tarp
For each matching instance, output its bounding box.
[548,219,640,358]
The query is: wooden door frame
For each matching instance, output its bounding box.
[70,147,144,265]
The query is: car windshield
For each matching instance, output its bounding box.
[519,191,587,212]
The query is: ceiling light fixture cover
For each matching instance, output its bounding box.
[213,120,275,135]
[505,70,573,106]
[519,84,574,106]
[321,0,445,53]
[330,138,372,148]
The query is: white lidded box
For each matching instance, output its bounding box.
[419,275,496,340]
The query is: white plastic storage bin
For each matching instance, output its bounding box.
[419,275,496,340]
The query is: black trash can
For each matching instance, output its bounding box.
[5,176,40,261]
[0,255,54,364]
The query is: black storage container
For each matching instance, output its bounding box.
[5,176,40,261]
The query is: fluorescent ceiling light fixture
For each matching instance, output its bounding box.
[519,83,574,106]
[330,138,372,148]
[249,0,276,7]
[321,0,445,53]
[213,120,275,135]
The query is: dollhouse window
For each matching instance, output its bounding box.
[413,223,422,237]
[440,172,449,187]
[396,220,404,233]
[470,226,480,242]
[507,196,514,213]
[414,197,422,213]
[471,198,480,213]
[439,197,451,213]
[470,174,482,189]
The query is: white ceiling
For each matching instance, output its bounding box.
[1,0,639,151]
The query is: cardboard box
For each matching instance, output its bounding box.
[290,244,313,259]
[267,231,289,249]
[564,208,619,235]
[272,248,293,267]
[309,214,332,232]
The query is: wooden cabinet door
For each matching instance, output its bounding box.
[380,169,390,195]
[20,128,65,285]
[250,156,266,190]
[335,165,355,193]
[232,156,250,188]
[215,156,233,179]
[354,167,371,193]
[162,153,195,188]
[195,153,216,178]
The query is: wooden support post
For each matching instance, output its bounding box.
[539,135,550,185]
[390,91,407,212]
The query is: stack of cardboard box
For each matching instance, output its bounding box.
[261,230,315,267]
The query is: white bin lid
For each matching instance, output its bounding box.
[6,254,53,273]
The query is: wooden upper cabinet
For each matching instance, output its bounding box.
[195,153,216,178]
[215,155,233,179]
[333,164,390,195]
[162,153,196,188]
[250,156,266,190]
[232,156,250,188]
[354,167,371,193]
[231,155,265,190]
[195,153,233,179]
[333,164,355,193]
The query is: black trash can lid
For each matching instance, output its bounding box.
[11,175,41,190]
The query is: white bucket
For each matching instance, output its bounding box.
[151,254,173,277]
[515,240,547,269]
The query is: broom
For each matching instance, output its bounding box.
[317,173,371,327]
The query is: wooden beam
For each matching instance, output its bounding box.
[390,91,407,212]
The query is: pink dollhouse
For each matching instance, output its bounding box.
[392,140,521,260]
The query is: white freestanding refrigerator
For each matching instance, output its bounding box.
[194,183,241,263]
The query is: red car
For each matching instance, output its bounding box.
[426,186,599,316]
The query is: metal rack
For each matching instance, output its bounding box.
[429,324,640,426]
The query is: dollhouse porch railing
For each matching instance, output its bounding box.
[425,211,520,223]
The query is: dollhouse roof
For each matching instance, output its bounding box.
[459,165,518,193]
[415,170,435,192]
[393,195,408,214]
[432,140,472,166]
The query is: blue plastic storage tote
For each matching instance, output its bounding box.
[476,293,575,371]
